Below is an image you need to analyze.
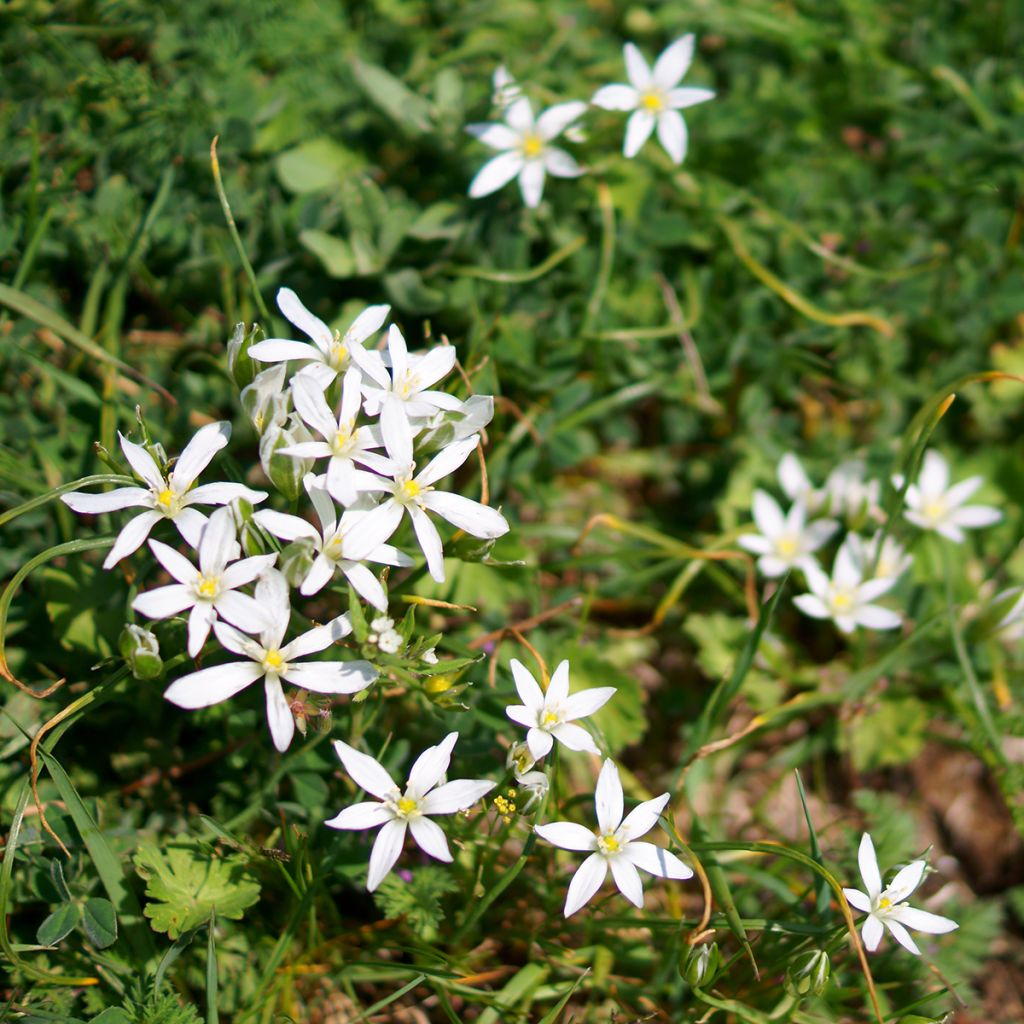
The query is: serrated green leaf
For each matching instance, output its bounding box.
[37,902,81,946]
[133,837,261,939]
[81,897,118,949]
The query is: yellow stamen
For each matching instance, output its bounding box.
[923,499,946,522]
[400,479,421,501]
[832,591,853,611]
[878,896,892,909]
[157,488,175,508]
[777,537,798,558]
[263,649,285,672]
[597,832,620,855]
[540,710,560,728]
[197,576,219,598]
[522,134,543,159]
[397,797,418,816]
[641,92,663,111]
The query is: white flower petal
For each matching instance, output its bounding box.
[133,584,194,620]
[536,101,587,142]
[197,506,238,576]
[666,86,715,110]
[917,450,949,497]
[858,833,882,900]
[213,621,262,658]
[170,422,231,491]
[595,759,624,834]
[563,853,608,918]
[505,704,535,728]
[407,732,458,798]
[625,841,692,880]
[545,660,570,703]
[332,740,398,799]
[526,727,554,761]
[409,815,452,862]
[543,147,585,179]
[591,84,639,111]
[340,561,388,612]
[510,659,544,709]
[281,614,354,660]
[855,605,901,631]
[367,818,407,892]
[346,304,390,346]
[171,507,209,549]
[469,151,525,199]
[884,919,921,955]
[843,887,873,913]
[343,500,405,561]
[264,677,294,752]
[778,454,812,500]
[408,503,446,582]
[467,122,520,150]
[887,906,958,935]
[324,801,392,831]
[518,160,546,208]
[623,109,656,158]
[656,109,688,164]
[551,722,600,754]
[219,553,278,591]
[504,96,534,134]
[248,339,325,364]
[184,482,267,508]
[187,602,218,657]
[562,686,616,722]
[421,779,495,816]
[885,860,926,904]
[118,434,164,490]
[381,396,414,468]
[618,794,669,842]
[793,594,830,620]
[421,491,509,540]
[653,34,695,89]
[623,42,652,90]
[62,486,151,515]
[163,661,263,709]
[213,591,268,635]
[609,856,645,908]
[949,505,1002,529]
[291,373,341,441]
[417,435,479,487]
[284,660,376,695]
[103,511,162,568]
[862,914,884,951]
[535,821,598,852]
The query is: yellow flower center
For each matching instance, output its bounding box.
[396,797,419,817]
[157,488,175,508]
[333,424,354,453]
[597,832,621,855]
[641,91,663,112]
[262,649,285,673]
[196,575,220,598]
[399,478,421,501]
[540,710,560,728]
[777,536,799,558]
[878,896,892,910]
[328,336,349,371]
[832,591,854,612]
[922,499,946,523]
[521,133,544,159]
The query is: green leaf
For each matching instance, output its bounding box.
[841,697,929,772]
[49,858,71,902]
[82,897,118,949]
[37,902,81,946]
[351,58,433,136]
[383,268,446,314]
[133,837,261,939]
[274,138,359,193]
[91,1010,130,1024]
[299,229,357,279]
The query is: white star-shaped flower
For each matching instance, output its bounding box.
[737,490,838,578]
[326,732,495,892]
[248,288,390,390]
[504,659,615,761]
[467,97,587,208]
[793,536,901,634]
[278,368,391,506]
[132,507,277,657]
[845,531,913,583]
[535,759,692,917]
[343,434,509,584]
[253,474,412,612]
[592,35,714,164]
[61,423,266,568]
[163,569,376,751]
[843,832,958,955]
[902,450,1002,542]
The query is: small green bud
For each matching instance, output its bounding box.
[119,625,163,680]
[241,364,289,435]
[278,539,316,589]
[259,413,313,503]
[227,322,262,389]
[785,950,830,998]
[681,942,720,988]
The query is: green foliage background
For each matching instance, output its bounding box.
[1,0,1022,1020]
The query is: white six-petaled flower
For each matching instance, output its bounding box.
[163,569,376,751]
[592,35,714,164]
[61,423,266,568]
[467,97,587,208]
[132,507,277,657]
[248,288,390,390]
[253,474,412,611]
[902,449,1002,542]
[793,536,901,634]
[505,659,615,761]
[843,832,958,955]
[738,490,838,578]
[535,759,692,917]
[326,732,495,891]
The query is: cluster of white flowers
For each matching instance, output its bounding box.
[739,449,1001,634]
[468,35,715,208]
[62,287,509,752]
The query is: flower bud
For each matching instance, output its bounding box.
[506,741,536,777]
[417,396,494,454]
[278,539,316,589]
[227,322,262,389]
[784,950,830,998]
[681,942,720,988]
[514,769,548,810]
[119,624,163,680]
[241,364,289,436]
[260,412,314,504]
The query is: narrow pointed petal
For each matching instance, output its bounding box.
[843,888,873,913]
[469,151,524,199]
[184,482,267,508]
[422,492,509,540]
[510,659,544,709]
[595,759,624,834]
[171,422,231,491]
[737,533,773,555]
[751,490,785,537]
[656,109,688,164]
[949,505,1002,529]
[625,841,692,879]
[343,500,405,562]
[133,584,194,620]
[340,561,388,612]
[421,779,495,816]
[146,544,200,597]
[118,434,164,490]
[410,345,457,391]
[466,122,520,150]
[284,660,376,695]
[619,794,670,841]
[417,435,479,487]
[885,860,927,904]
[518,160,546,208]
[653,34,695,88]
[623,42,652,90]
[213,591,268,635]
[526,727,554,761]
[324,802,392,831]
[858,833,883,899]
[300,554,336,596]
[407,732,458,798]
[862,914,884,951]
[187,602,217,657]
[213,621,262,658]
[609,856,645,908]
[545,660,571,703]
[504,96,534,134]
[505,705,535,728]
[276,287,333,350]
[103,511,162,568]
[219,553,278,591]
[562,686,616,722]
[292,374,341,440]
[248,339,324,364]
[381,396,414,467]
[550,722,600,754]
[264,677,294,752]
[164,661,262,709]
[346,304,390,346]
[778,453,811,500]
[917,450,949,497]
[666,86,715,109]
[543,147,585,179]
[409,815,452,862]
[197,506,237,576]
[591,84,638,111]
[536,101,587,142]
[888,906,958,935]
[367,819,407,892]
[855,605,901,630]
[793,594,830,620]
[281,613,354,660]
[408,504,445,582]
[563,853,608,917]
[172,507,209,549]
[332,740,398,799]
[885,919,921,955]
[623,109,656,157]
[62,487,151,515]
[535,821,597,852]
